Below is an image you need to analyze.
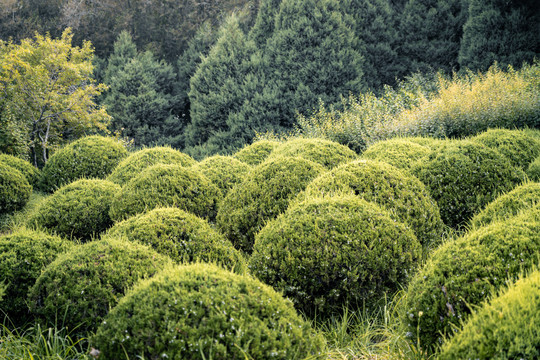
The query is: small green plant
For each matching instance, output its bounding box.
[27,179,121,240]
[233,139,281,165]
[300,159,444,247]
[469,182,540,228]
[527,155,540,181]
[400,215,540,353]
[191,155,251,196]
[104,207,245,272]
[411,140,526,228]
[217,156,325,253]
[249,195,421,318]
[0,162,32,214]
[28,237,171,336]
[0,154,40,186]
[438,268,540,359]
[38,135,127,192]
[472,128,540,169]
[109,164,221,222]
[92,263,326,360]
[360,139,431,170]
[107,146,196,185]
[267,138,357,169]
[0,228,73,326]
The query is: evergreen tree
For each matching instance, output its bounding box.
[459,0,540,72]
[104,33,180,147]
[396,0,467,77]
[248,0,283,48]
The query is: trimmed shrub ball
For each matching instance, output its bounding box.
[411,140,526,228]
[301,159,444,247]
[104,207,244,271]
[107,146,196,185]
[527,155,540,181]
[438,269,540,360]
[472,128,540,170]
[28,238,171,335]
[401,136,446,150]
[249,195,421,318]
[92,263,326,360]
[0,162,32,214]
[0,154,40,186]
[361,139,431,170]
[39,136,127,192]
[267,138,357,169]
[27,179,120,240]
[400,216,540,352]
[217,156,325,253]
[233,139,280,166]
[470,182,540,228]
[109,164,220,222]
[191,155,251,196]
[0,228,73,325]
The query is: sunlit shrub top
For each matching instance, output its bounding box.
[93,263,326,360]
[0,162,32,214]
[107,146,196,185]
[233,139,280,165]
[0,154,40,186]
[191,155,251,196]
[526,155,540,181]
[38,135,127,192]
[360,138,431,170]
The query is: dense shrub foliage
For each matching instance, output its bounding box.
[527,156,540,181]
[250,195,421,317]
[472,128,540,169]
[38,136,127,192]
[191,155,251,196]
[0,228,72,325]
[438,269,540,360]
[0,154,40,186]
[267,138,357,169]
[93,263,326,360]
[28,238,170,335]
[360,139,431,170]
[233,140,280,165]
[301,159,444,247]
[104,207,244,271]
[0,162,32,214]
[107,146,196,185]
[470,182,540,228]
[109,164,220,222]
[411,140,526,228]
[27,179,120,240]
[217,156,325,253]
[401,217,540,352]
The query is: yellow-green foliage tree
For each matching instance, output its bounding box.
[0,29,110,167]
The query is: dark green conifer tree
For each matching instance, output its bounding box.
[459,0,540,72]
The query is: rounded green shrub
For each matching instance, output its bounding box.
[28,238,171,335]
[250,195,421,318]
[27,179,120,240]
[527,155,540,181]
[470,182,540,228]
[267,138,357,169]
[233,139,280,166]
[0,228,72,325]
[301,159,444,247]
[0,162,32,214]
[400,217,540,352]
[411,140,526,228]
[191,155,251,196]
[438,269,540,360]
[92,263,326,360]
[472,128,540,169]
[0,154,40,186]
[38,136,127,192]
[104,207,244,271]
[109,164,220,222]
[402,136,446,149]
[107,146,196,185]
[217,156,325,253]
[361,139,431,170]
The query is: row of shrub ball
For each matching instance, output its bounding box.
[0,129,539,359]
